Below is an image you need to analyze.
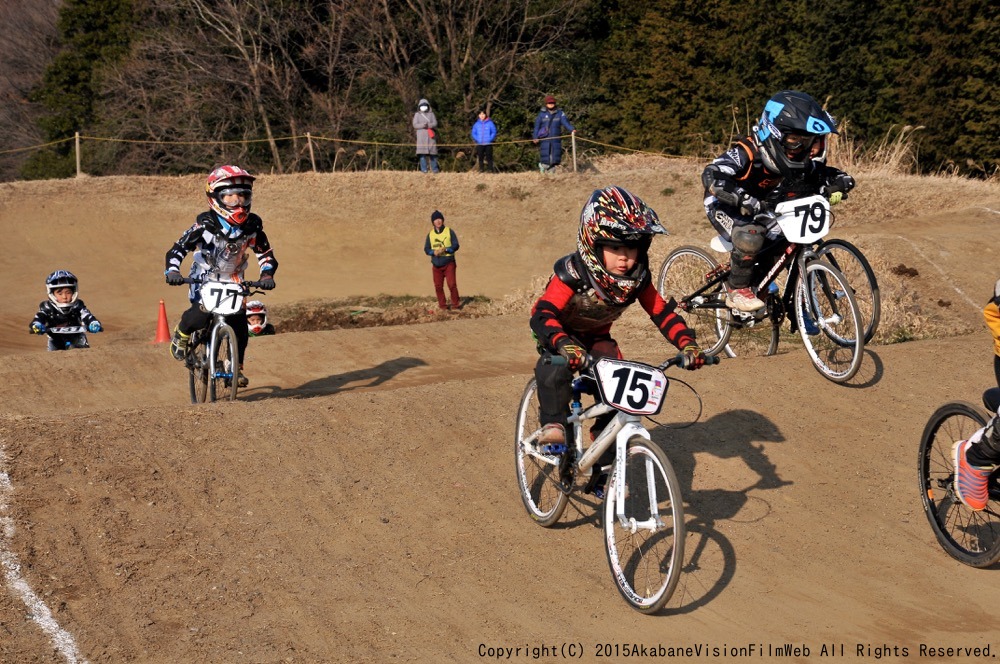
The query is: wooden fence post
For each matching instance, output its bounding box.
[75,132,81,177]
[306,132,317,172]
[571,133,577,173]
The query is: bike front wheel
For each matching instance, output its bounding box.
[208,324,239,402]
[603,436,685,613]
[816,239,880,343]
[188,334,209,404]
[514,378,569,527]
[919,402,1000,567]
[657,246,728,356]
[795,259,864,383]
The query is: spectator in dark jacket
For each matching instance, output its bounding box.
[471,110,497,172]
[532,95,575,173]
[423,210,461,311]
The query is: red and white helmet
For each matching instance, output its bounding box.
[246,300,268,334]
[206,165,255,226]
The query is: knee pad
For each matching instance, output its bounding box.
[731,224,766,255]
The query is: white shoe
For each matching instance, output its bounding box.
[726,287,765,312]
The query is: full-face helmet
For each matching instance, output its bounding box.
[206,165,255,226]
[45,270,79,312]
[577,186,667,305]
[754,90,838,178]
[246,300,268,334]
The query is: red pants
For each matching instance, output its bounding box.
[432,261,460,309]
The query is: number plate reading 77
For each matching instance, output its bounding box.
[199,282,244,315]
[593,358,668,416]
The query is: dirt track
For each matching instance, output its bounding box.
[2,164,1000,663]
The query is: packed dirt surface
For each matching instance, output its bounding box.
[2,160,999,663]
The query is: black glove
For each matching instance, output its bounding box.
[555,337,588,372]
[827,172,856,194]
[680,344,706,370]
[740,193,763,217]
[165,270,185,286]
[258,273,276,290]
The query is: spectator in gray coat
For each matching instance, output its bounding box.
[413,98,440,173]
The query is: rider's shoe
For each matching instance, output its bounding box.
[587,472,608,500]
[725,287,765,312]
[169,326,190,361]
[953,438,995,511]
[237,372,249,388]
[539,423,565,447]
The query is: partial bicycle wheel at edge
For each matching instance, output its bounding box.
[603,436,685,613]
[919,401,1000,567]
[514,378,569,527]
[795,259,863,383]
[188,334,209,404]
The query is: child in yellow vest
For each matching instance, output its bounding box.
[423,210,461,311]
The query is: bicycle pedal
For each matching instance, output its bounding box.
[540,443,568,455]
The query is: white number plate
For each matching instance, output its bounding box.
[593,358,668,416]
[774,194,831,244]
[199,281,244,315]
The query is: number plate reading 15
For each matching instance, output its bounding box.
[199,281,244,315]
[593,358,668,416]
[774,194,830,244]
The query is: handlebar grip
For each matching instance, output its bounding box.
[543,355,568,366]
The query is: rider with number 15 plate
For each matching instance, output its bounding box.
[164,165,278,387]
[702,90,856,312]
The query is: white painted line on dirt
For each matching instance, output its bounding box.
[0,446,89,664]
[895,235,980,312]
[982,207,1000,216]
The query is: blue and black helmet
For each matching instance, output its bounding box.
[754,90,838,178]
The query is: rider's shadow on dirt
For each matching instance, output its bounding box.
[648,408,789,615]
[241,356,427,401]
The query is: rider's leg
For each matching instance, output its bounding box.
[534,353,573,444]
[229,312,250,387]
[727,222,767,312]
[171,304,210,360]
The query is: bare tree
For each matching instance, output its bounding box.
[0,0,60,180]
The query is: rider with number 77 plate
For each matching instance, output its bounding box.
[702,90,856,312]
[530,186,706,474]
[163,165,278,387]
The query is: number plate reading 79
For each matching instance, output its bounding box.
[773,194,830,244]
[199,281,244,315]
[593,358,668,416]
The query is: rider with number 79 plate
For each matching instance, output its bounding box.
[530,185,706,482]
[702,90,856,313]
[163,165,278,388]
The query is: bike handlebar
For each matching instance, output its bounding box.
[175,276,269,293]
[543,352,721,371]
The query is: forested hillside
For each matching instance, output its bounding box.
[2,0,996,180]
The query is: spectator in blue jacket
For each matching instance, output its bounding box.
[471,110,497,172]
[532,95,575,173]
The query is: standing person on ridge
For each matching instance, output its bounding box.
[424,210,460,312]
[471,109,497,172]
[532,95,575,174]
[413,98,440,173]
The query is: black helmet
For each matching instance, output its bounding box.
[754,90,838,177]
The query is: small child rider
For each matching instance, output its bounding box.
[30,270,103,351]
[952,280,1000,511]
[702,90,856,312]
[246,300,275,336]
[530,185,706,454]
[164,165,277,387]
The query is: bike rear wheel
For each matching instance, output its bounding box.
[188,333,209,404]
[208,324,239,402]
[603,436,685,613]
[795,259,864,382]
[657,246,728,356]
[919,402,1000,567]
[514,378,569,527]
[817,239,880,343]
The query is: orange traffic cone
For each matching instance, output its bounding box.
[154,300,171,343]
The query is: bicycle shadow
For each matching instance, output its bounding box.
[841,347,884,388]
[647,408,789,615]
[240,356,427,401]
